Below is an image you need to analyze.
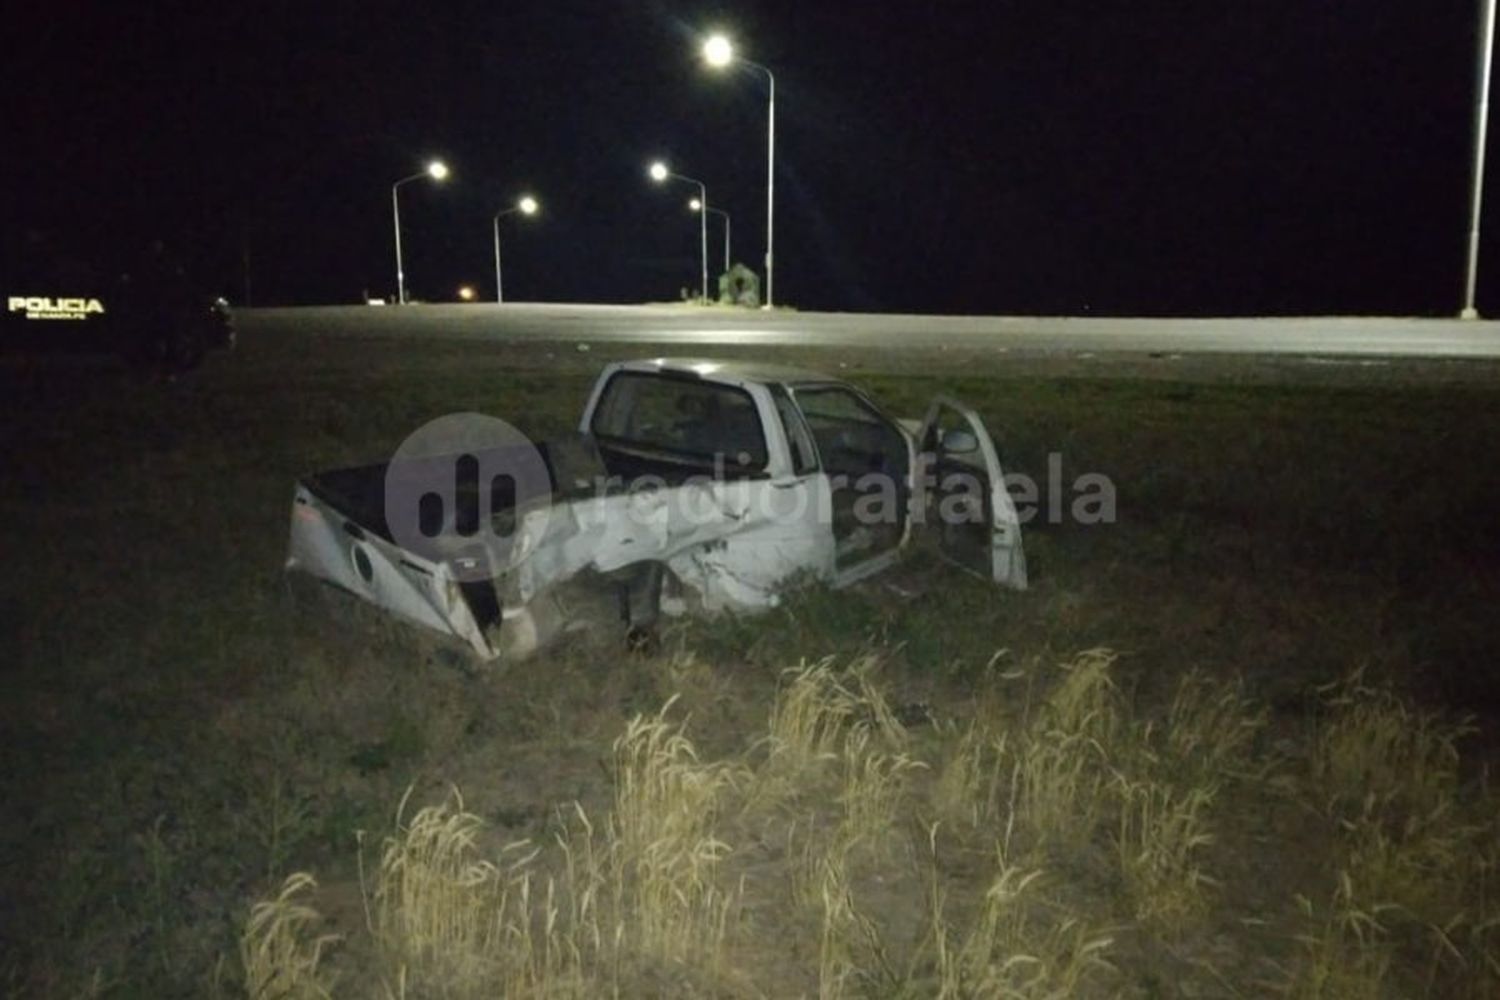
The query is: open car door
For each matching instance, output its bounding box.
[914,397,1027,589]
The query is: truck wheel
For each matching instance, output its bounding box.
[620,562,665,654]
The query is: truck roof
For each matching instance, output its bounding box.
[617,356,843,387]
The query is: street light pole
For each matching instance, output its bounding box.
[698,184,708,304]
[703,35,775,308]
[391,161,449,305]
[492,196,540,304]
[722,209,730,274]
[1464,0,1498,319]
[493,213,503,304]
[760,62,775,309]
[392,182,407,304]
[691,199,731,274]
[649,163,709,303]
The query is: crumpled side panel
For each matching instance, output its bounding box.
[513,479,829,613]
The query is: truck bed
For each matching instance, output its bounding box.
[300,433,608,544]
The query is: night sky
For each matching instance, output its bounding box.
[2,1,1491,315]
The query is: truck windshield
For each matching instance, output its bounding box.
[590,371,768,471]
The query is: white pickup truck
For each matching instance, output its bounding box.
[286,357,1026,659]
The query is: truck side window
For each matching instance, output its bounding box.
[590,371,768,471]
[770,385,819,475]
[792,386,905,480]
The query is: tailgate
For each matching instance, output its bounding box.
[284,433,608,657]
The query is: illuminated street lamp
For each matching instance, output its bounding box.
[690,197,731,275]
[391,159,449,304]
[648,161,709,303]
[702,32,776,308]
[493,194,540,304]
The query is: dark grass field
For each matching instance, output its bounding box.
[3,328,1500,995]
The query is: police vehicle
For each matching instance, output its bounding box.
[2,231,233,370]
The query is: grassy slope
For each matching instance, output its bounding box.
[2,332,1499,996]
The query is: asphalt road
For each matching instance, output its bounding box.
[238,303,1500,358]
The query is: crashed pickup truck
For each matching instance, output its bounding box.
[286,357,1027,660]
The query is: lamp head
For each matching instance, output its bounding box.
[689,198,703,212]
[518,195,540,216]
[703,33,734,68]
[648,161,670,182]
[426,160,450,181]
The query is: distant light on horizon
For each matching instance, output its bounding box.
[457,284,476,301]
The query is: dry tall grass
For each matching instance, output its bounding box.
[234,651,1499,999]
[1107,670,1262,936]
[764,660,861,770]
[1285,873,1396,999]
[798,836,892,999]
[1009,650,1123,847]
[1113,776,1217,934]
[357,703,747,997]
[933,721,1008,830]
[1455,830,1500,999]
[1314,668,1472,815]
[1285,668,1495,997]
[240,872,337,1000]
[366,788,577,997]
[752,656,913,818]
[926,833,1115,998]
[607,699,744,970]
[1154,668,1267,782]
[835,725,926,859]
[371,789,496,975]
[1034,648,1123,745]
[776,664,927,997]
